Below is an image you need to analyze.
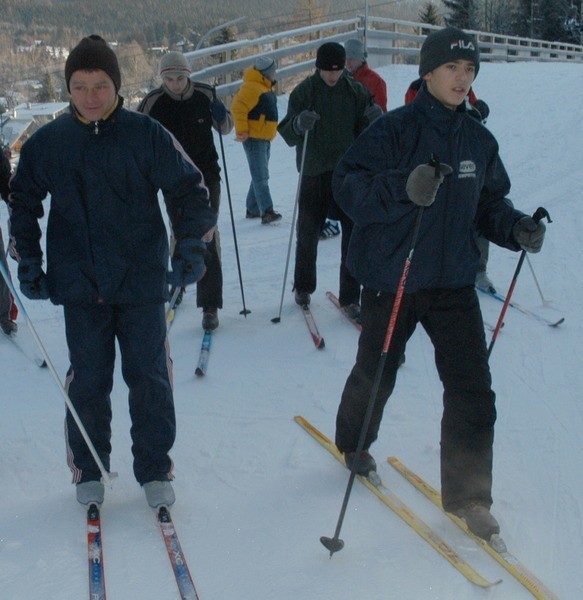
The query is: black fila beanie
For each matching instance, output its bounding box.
[419,27,480,78]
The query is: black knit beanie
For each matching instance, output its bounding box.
[65,35,121,92]
[419,27,480,78]
[315,42,346,71]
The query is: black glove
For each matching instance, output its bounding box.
[513,216,546,253]
[293,110,320,135]
[167,238,207,288]
[405,162,453,207]
[18,257,49,300]
[210,100,227,123]
[364,103,383,123]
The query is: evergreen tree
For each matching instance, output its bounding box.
[512,0,575,40]
[442,0,481,29]
[419,1,443,25]
[37,72,56,102]
[484,0,517,34]
[539,0,574,41]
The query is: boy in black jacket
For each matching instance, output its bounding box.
[331,28,546,543]
[138,52,233,331]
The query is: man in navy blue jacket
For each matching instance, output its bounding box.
[9,35,216,509]
[331,27,546,542]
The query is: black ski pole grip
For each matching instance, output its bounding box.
[532,206,552,224]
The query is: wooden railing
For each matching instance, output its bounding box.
[180,16,583,98]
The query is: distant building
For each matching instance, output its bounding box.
[1,102,69,151]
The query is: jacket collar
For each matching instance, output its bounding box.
[70,95,123,124]
[413,83,466,134]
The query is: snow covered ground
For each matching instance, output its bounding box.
[1,60,582,599]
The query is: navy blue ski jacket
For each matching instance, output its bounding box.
[9,99,216,305]
[333,84,526,293]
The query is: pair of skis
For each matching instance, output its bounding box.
[296,416,559,599]
[87,503,200,600]
[301,291,509,350]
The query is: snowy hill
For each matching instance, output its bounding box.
[1,61,581,599]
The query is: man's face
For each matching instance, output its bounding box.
[345,58,363,74]
[163,74,189,95]
[423,60,476,110]
[69,70,117,121]
[319,69,344,87]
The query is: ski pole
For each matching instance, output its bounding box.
[525,254,551,305]
[321,153,444,557]
[321,204,425,557]
[271,129,309,324]
[212,86,250,317]
[487,207,551,357]
[0,259,115,487]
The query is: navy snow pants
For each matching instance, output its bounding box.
[64,302,175,485]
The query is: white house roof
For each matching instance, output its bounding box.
[12,102,69,119]
[1,118,34,147]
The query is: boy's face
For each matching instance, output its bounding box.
[69,70,117,121]
[423,60,476,110]
[163,74,189,95]
[345,58,363,74]
[319,69,344,87]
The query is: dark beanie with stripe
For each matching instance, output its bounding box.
[419,27,480,78]
[65,35,121,92]
[315,42,346,71]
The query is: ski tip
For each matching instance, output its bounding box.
[550,317,565,327]
[316,338,325,349]
[195,368,205,377]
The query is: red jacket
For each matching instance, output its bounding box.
[353,63,388,111]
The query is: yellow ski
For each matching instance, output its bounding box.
[388,457,559,600]
[294,416,500,588]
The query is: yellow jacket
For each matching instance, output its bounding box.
[231,66,278,142]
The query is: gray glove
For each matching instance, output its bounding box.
[293,110,320,134]
[513,216,546,253]
[364,103,383,123]
[405,162,453,207]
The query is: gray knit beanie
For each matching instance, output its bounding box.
[159,52,191,78]
[419,27,480,78]
[344,38,366,61]
[254,56,276,80]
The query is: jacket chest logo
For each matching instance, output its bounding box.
[458,160,476,179]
